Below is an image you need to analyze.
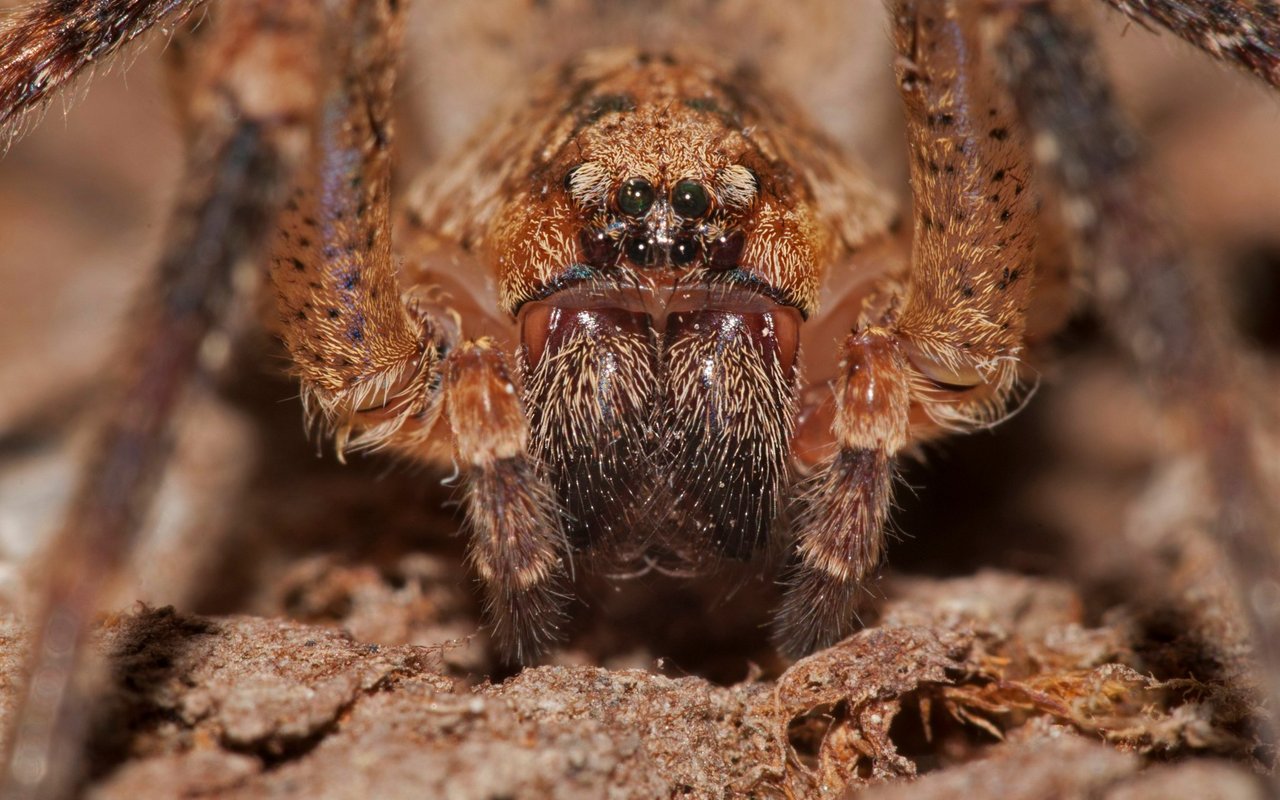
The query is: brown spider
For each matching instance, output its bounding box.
[1,0,1279,796]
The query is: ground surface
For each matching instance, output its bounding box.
[4,567,1265,799]
[1,1,1279,797]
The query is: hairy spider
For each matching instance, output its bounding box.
[1,0,1279,796]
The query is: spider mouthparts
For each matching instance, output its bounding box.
[519,278,798,343]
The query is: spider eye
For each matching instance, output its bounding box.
[617,178,655,217]
[671,179,710,218]
[625,235,656,266]
[708,230,745,271]
[580,227,619,267]
[671,235,701,266]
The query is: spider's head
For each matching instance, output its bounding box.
[487,48,848,321]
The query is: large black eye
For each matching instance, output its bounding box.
[671,179,710,218]
[617,178,655,217]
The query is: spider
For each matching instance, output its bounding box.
[1,0,1279,796]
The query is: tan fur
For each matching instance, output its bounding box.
[405,47,896,316]
[443,338,570,660]
[266,0,443,460]
[443,339,530,467]
[890,1,1039,431]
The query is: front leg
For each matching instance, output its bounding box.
[776,328,908,656]
[267,0,437,456]
[776,0,1039,656]
[266,0,568,661]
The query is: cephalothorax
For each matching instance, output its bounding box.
[3,1,1280,794]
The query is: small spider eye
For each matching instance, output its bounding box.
[625,235,656,266]
[617,178,655,217]
[708,230,745,271]
[671,235,700,266]
[580,228,619,267]
[671,180,710,218]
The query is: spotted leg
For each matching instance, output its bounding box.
[264,0,569,661]
[776,0,1039,656]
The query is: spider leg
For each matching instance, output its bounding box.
[0,0,210,143]
[1099,0,1280,89]
[443,340,570,662]
[776,0,1039,656]
[1,2,324,796]
[266,0,569,662]
[999,0,1280,764]
[267,0,438,457]
[775,328,907,656]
